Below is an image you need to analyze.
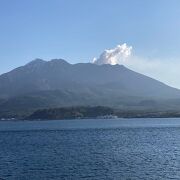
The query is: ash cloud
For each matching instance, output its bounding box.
[92,43,180,88]
[93,43,132,65]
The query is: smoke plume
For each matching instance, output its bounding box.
[93,43,132,65]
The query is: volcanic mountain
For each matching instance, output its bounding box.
[0,59,180,116]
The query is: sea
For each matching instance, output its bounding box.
[0,118,180,180]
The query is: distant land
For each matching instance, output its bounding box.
[27,106,180,120]
[0,59,180,119]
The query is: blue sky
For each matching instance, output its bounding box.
[1,0,180,87]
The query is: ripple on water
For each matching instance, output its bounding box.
[0,119,180,179]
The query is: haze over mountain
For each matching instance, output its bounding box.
[0,58,180,117]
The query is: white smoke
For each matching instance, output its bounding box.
[93,43,132,65]
[92,43,180,88]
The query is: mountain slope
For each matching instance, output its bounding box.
[0,59,180,116]
[0,59,179,98]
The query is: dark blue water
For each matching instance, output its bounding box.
[1,118,180,179]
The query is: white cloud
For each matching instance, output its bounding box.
[93,43,132,65]
[92,43,180,89]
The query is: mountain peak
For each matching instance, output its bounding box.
[26,59,46,66]
[49,59,70,65]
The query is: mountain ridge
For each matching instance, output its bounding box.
[0,58,180,117]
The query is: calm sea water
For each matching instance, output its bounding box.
[1,118,180,179]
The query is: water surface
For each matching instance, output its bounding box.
[1,118,180,179]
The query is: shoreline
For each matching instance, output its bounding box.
[2,116,180,122]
